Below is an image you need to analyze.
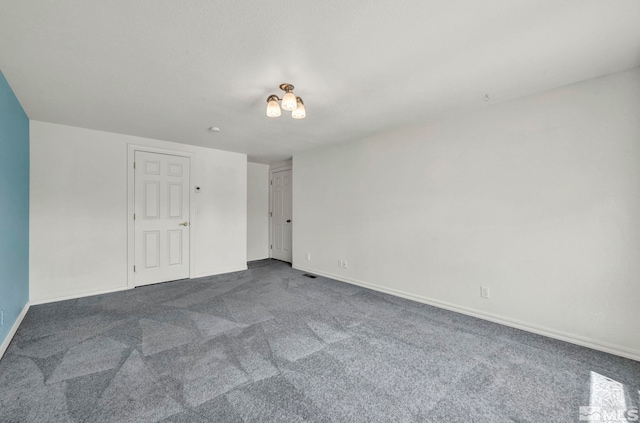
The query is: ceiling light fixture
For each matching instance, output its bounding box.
[266,83,305,119]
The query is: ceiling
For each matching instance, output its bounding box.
[1,1,640,164]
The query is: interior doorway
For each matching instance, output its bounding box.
[270,167,292,263]
[128,146,194,288]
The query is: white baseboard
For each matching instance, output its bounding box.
[192,266,248,279]
[30,267,250,306]
[30,286,130,306]
[293,264,640,362]
[0,301,30,361]
[247,257,269,263]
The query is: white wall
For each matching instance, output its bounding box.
[247,162,269,261]
[30,121,247,303]
[293,68,640,359]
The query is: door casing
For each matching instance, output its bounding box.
[127,144,195,288]
[269,162,292,262]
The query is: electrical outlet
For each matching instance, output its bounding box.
[481,286,490,299]
[0,309,4,326]
[338,259,342,267]
[342,260,348,269]
[305,253,311,261]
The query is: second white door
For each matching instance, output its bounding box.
[271,169,292,263]
[134,151,190,286]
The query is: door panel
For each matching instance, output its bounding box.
[144,181,160,219]
[144,231,160,269]
[167,162,183,177]
[144,160,160,175]
[167,230,183,266]
[168,183,182,218]
[271,169,292,262]
[135,151,190,286]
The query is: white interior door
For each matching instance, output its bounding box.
[134,151,190,286]
[271,169,292,263]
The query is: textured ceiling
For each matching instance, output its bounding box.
[1,1,640,163]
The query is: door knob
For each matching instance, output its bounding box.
[179,222,189,226]
[287,219,291,223]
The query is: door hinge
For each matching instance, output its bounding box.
[133,162,136,169]
[270,212,272,217]
[270,244,273,249]
[270,180,273,185]
[134,265,136,272]
[133,213,136,220]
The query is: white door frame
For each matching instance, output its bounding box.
[269,162,292,260]
[127,144,196,288]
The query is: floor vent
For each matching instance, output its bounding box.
[303,274,317,279]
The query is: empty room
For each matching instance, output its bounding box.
[1,1,640,422]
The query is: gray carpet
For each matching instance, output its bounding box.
[1,259,638,422]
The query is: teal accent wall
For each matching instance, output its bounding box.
[0,71,29,347]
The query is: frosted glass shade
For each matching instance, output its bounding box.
[281,92,297,111]
[266,99,281,117]
[291,100,306,119]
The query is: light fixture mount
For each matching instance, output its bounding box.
[266,83,305,119]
